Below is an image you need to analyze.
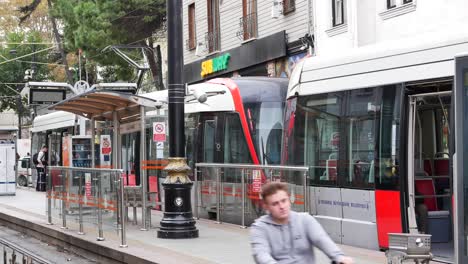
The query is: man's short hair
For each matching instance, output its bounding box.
[42,145,47,149]
[261,182,289,201]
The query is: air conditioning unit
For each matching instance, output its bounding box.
[271,0,283,19]
[195,41,207,57]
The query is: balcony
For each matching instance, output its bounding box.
[205,30,220,53]
[236,13,257,41]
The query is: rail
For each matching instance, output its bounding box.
[46,166,127,248]
[194,163,309,227]
[0,237,52,264]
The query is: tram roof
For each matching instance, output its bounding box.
[31,111,76,133]
[288,30,468,98]
[48,90,164,122]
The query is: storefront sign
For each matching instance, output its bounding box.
[200,53,231,77]
[153,122,166,142]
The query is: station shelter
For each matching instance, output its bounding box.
[32,89,169,221]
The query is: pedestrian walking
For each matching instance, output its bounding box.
[250,182,354,264]
[34,145,48,192]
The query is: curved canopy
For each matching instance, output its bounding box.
[48,90,163,123]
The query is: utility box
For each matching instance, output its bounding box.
[428,211,451,243]
[0,142,16,195]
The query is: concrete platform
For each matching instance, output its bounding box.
[0,188,389,264]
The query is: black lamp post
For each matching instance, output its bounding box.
[157,0,198,239]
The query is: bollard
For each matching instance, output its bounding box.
[78,173,84,235]
[119,179,128,248]
[241,168,246,228]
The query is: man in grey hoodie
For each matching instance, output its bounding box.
[250,182,354,264]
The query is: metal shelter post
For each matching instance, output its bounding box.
[140,105,149,231]
[112,112,119,169]
[91,118,95,168]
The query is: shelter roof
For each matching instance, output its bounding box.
[48,90,163,123]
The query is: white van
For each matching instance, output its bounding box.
[17,156,32,187]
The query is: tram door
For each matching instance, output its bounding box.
[195,114,223,164]
[121,132,141,186]
[47,132,63,167]
[407,90,453,263]
[454,55,468,264]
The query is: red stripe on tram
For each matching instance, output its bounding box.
[375,190,402,248]
[207,78,260,166]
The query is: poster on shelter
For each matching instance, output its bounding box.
[153,122,167,142]
[100,135,111,167]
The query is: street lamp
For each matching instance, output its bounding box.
[157,0,198,239]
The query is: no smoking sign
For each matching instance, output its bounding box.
[153,122,166,142]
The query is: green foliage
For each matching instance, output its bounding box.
[0,31,50,112]
[52,0,166,81]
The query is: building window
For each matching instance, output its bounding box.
[380,0,416,20]
[240,0,257,40]
[187,3,196,50]
[207,0,220,52]
[332,0,345,27]
[283,0,296,14]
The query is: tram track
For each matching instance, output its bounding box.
[0,237,52,264]
[0,224,99,264]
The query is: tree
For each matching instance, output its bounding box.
[0,31,50,112]
[54,0,166,88]
[18,0,167,89]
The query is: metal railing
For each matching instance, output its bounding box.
[46,166,127,247]
[194,163,308,227]
[0,237,52,264]
[236,13,257,41]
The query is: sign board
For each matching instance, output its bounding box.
[252,170,262,193]
[85,173,92,198]
[201,53,231,77]
[153,122,166,142]
[100,135,111,167]
[29,88,66,105]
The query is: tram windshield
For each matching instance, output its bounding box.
[244,101,283,165]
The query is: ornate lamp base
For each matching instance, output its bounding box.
[157,158,199,239]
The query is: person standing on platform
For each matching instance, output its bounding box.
[35,145,48,192]
[250,182,354,264]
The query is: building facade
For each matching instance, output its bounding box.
[313,0,468,56]
[182,0,313,84]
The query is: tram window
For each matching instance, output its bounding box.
[265,123,282,165]
[346,118,375,188]
[224,114,252,164]
[344,88,377,189]
[301,93,342,186]
[375,86,401,190]
[203,120,216,162]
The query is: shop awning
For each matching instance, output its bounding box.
[48,90,163,123]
